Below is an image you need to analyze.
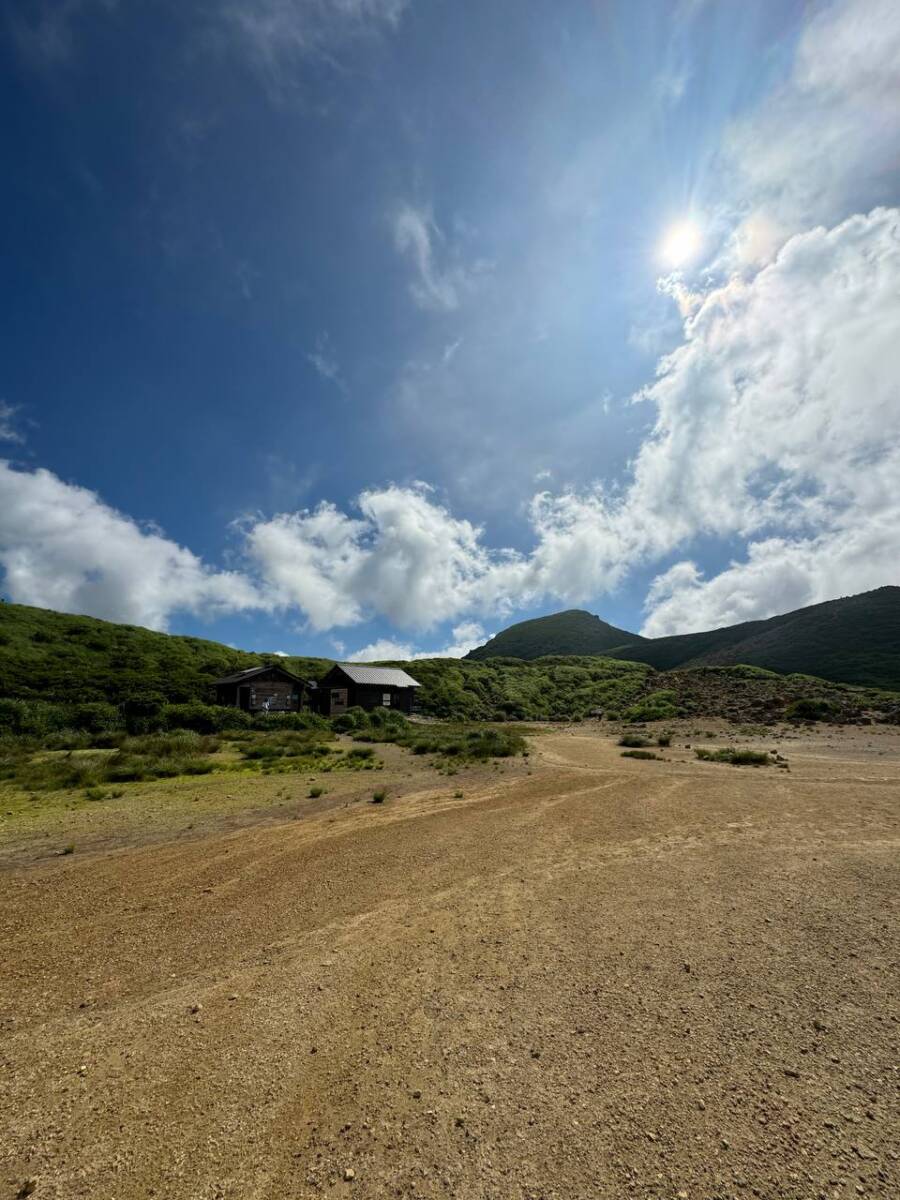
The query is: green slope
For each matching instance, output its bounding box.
[466,609,645,661]
[608,587,900,690]
[0,602,330,705]
[0,601,898,728]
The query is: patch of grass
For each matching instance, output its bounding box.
[621,749,661,760]
[618,734,650,748]
[308,785,324,798]
[371,789,386,804]
[656,732,672,747]
[695,747,771,767]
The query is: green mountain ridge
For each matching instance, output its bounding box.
[466,586,900,691]
[466,609,644,662]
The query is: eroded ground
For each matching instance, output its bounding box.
[1,723,898,1199]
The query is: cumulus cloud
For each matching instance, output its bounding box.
[726,0,900,259]
[392,204,489,312]
[349,622,489,662]
[244,485,525,632]
[0,462,260,631]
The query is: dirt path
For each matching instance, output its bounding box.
[1,727,898,1199]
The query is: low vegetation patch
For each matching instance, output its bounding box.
[620,749,661,760]
[618,734,650,748]
[785,697,837,722]
[695,747,772,767]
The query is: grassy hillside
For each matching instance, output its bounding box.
[467,588,900,691]
[466,609,645,661]
[1,601,898,731]
[609,587,900,690]
[0,602,330,705]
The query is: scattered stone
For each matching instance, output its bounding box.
[852,1143,876,1161]
[412,1089,422,1099]
[190,1003,203,1014]
[784,1067,800,1078]
[18,1181,38,1198]
[343,1167,355,1182]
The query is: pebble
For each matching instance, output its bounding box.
[18,1180,38,1198]
[343,1167,356,1181]
[190,1003,203,1014]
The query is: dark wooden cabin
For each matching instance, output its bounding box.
[315,663,421,717]
[213,664,306,713]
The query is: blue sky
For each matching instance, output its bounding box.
[1,0,898,660]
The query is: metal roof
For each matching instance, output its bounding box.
[336,663,421,687]
[213,664,303,686]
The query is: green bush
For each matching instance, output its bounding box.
[619,734,650,748]
[695,747,771,767]
[622,690,678,723]
[621,749,660,760]
[785,697,836,722]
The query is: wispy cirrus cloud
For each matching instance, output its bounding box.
[0,402,24,444]
[223,0,409,96]
[306,331,346,393]
[392,203,491,313]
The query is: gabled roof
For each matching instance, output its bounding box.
[334,663,421,687]
[213,664,304,686]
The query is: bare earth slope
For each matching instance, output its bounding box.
[2,726,898,1199]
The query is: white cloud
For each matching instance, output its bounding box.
[643,518,900,637]
[349,621,489,662]
[244,484,525,632]
[725,0,900,259]
[247,207,900,635]
[392,204,489,312]
[0,402,23,444]
[0,462,260,631]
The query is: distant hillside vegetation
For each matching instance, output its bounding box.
[466,609,644,661]
[466,587,900,691]
[0,603,330,705]
[1,599,898,727]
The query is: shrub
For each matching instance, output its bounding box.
[695,747,771,767]
[619,734,650,748]
[656,732,672,747]
[785,697,836,722]
[621,749,660,760]
[121,694,167,734]
[371,789,386,803]
[71,702,121,733]
[622,690,678,723]
[309,785,324,798]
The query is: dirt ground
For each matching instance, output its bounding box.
[1,723,898,1200]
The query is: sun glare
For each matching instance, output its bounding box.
[661,219,702,268]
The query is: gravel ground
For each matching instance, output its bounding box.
[1,725,898,1200]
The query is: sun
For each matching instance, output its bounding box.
[660,219,702,268]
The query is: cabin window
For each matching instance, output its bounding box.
[382,693,391,706]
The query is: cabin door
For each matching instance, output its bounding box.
[238,685,251,711]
